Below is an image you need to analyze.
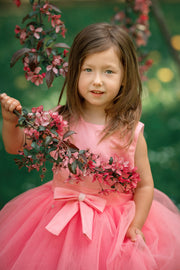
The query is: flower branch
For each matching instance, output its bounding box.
[14,107,141,195]
[11,0,69,88]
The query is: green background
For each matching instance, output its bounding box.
[0,0,180,208]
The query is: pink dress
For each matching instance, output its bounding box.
[0,118,180,270]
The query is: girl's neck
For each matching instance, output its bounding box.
[81,106,107,125]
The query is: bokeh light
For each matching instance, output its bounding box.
[148,50,161,64]
[157,68,174,83]
[171,35,180,51]
[14,75,29,90]
[147,78,161,93]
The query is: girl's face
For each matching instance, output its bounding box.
[78,46,124,112]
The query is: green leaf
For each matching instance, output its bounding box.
[63,130,76,140]
[77,160,84,171]
[38,126,46,132]
[23,148,31,156]
[29,0,34,5]
[22,108,28,115]
[44,136,53,146]
[50,129,59,136]
[46,39,54,47]
[29,10,40,18]
[31,142,40,151]
[79,150,85,154]
[109,157,113,165]
[68,161,77,174]
[10,48,31,68]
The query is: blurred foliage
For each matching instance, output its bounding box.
[0,1,180,208]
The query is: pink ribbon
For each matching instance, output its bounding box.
[45,187,106,240]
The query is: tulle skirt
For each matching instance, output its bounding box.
[0,181,180,270]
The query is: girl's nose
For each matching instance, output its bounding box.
[93,72,103,86]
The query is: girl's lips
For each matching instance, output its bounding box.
[90,90,104,95]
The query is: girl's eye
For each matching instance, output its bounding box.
[84,68,92,72]
[105,70,113,74]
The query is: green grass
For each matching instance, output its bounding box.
[0,1,180,208]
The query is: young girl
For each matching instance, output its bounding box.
[0,23,180,270]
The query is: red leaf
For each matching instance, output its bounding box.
[49,4,62,13]
[10,48,31,67]
[53,43,70,49]
[46,69,54,88]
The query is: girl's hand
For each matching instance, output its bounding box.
[0,93,22,123]
[126,224,145,242]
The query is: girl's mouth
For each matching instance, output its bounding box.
[90,90,104,95]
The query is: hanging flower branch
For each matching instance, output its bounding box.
[113,0,153,81]
[11,0,69,88]
[14,107,140,195]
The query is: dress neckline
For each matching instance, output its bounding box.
[80,116,105,129]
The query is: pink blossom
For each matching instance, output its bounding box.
[29,25,43,39]
[63,49,69,57]
[15,25,21,34]
[24,127,40,139]
[20,30,27,43]
[13,0,21,7]
[35,111,50,127]
[31,105,44,113]
[59,62,68,77]
[50,15,63,33]
[30,74,45,86]
[61,27,66,38]
[46,55,63,75]
[25,66,45,86]
[40,3,52,16]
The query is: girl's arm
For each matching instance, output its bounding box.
[126,131,154,242]
[0,93,25,154]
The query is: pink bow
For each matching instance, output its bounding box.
[45,187,106,240]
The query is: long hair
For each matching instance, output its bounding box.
[58,22,142,145]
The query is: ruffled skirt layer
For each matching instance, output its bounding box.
[0,181,180,270]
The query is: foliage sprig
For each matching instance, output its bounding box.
[12,0,69,88]
[15,106,141,195]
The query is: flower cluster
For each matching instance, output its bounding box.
[113,0,153,81]
[14,0,21,7]
[15,107,141,194]
[11,0,69,87]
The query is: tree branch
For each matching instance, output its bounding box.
[151,0,180,73]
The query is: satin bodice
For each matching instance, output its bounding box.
[52,118,144,194]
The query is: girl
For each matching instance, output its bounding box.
[0,23,180,270]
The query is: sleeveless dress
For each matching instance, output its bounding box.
[0,118,180,270]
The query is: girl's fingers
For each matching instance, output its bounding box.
[0,93,22,113]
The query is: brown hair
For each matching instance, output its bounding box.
[58,22,142,145]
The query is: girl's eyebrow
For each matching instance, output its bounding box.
[82,63,118,69]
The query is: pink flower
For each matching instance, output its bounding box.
[20,30,27,42]
[50,15,63,33]
[46,55,63,75]
[14,26,28,44]
[15,25,21,34]
[31,105,44,113]
[40,3,52,16]
[61,27,66,38]
[29,25,43,39]
[63,49,69,57]
[13,0,21,7]
[25,67,45,86]
[59,62,68,77]
[24,127,40,139]
[31,74,45,86]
